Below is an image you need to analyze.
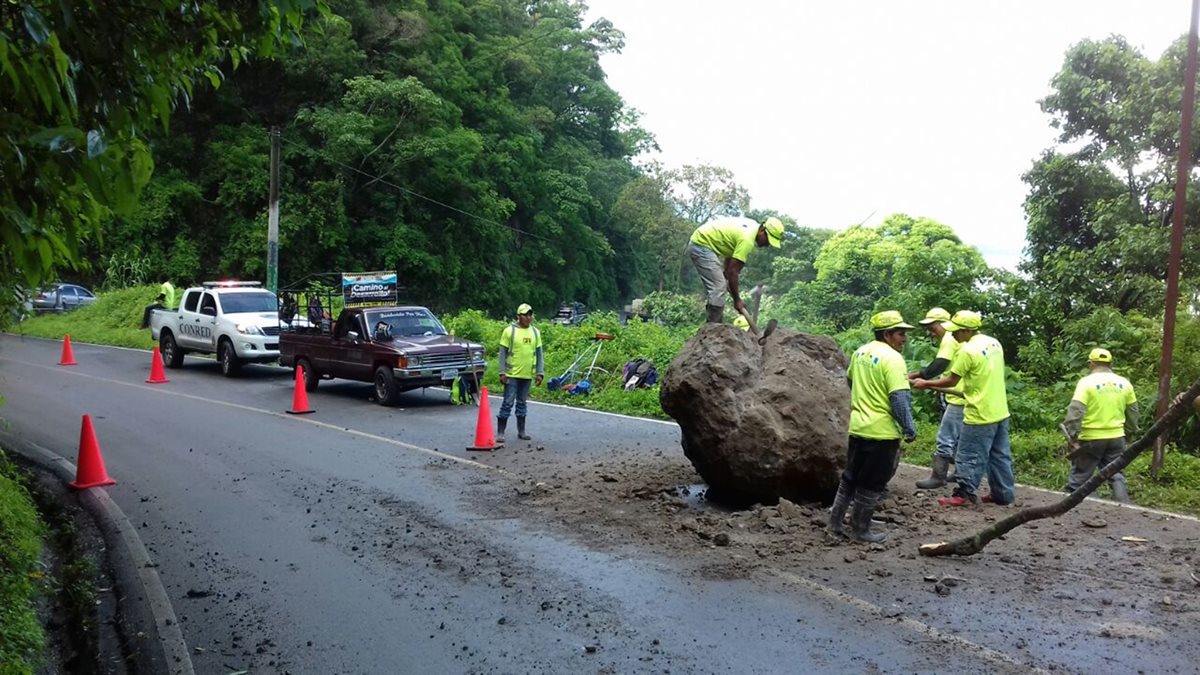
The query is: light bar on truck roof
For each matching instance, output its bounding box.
[201,280,263,288]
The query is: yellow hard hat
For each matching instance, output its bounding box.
[919,307,952,325]
[1089,348,1113,363]
[870,310,914,330]
[762,217,784,248]
[942,310,982,331]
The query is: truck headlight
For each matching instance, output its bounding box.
[235,324,264,335]
[408,356,423,367]
[470,349,485,362]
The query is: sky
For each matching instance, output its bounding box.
[584,0,1195,270]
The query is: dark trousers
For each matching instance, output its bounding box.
[141,303,165,329]
[843,436,901,493]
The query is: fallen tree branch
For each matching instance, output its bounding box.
[918,378,1200,557]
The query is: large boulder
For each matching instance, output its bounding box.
[660,324,850,505]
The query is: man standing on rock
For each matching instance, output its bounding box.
[830,311,917,543]
[908,307,965,489]
[1061,348,1139,503]
[686,215,784,327]
[497,303,544,444]
[913,310,1015,507]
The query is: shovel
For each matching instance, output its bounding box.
[758,318,778,345]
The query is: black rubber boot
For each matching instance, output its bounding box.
[916,456,950,489]
[828,478,853,538]
[705,304,724,323]
[496,417,507,444]
[517,416,531,440]
[850,488,887,543]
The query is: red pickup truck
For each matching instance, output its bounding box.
[279,306,486,405]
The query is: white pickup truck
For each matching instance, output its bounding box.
[149,281,281,376]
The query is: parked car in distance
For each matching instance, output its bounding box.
[33,283,97,312]
[552,301,588,326]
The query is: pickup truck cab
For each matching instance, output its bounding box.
[150,281,281,376]
[279,306,486,406]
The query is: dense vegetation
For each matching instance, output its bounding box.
[6,2,1200,503]
[0,458,46,673]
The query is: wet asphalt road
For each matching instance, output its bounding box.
[0,334,1189,674]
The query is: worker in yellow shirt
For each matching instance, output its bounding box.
[913,310,1015,507]
[687,216,784,327]
[497,303,544,443]
[1062,348,1139,503]
[829,311,917,543]
[908,307,966,489]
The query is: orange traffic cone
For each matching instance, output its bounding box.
[286,365,315,415]
[467,386,501,451]
[58,334,77,366]
[145,346,169,384]
[69,415,116,489]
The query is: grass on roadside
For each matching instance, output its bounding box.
[11,285,158,350]
[0,455,47,675]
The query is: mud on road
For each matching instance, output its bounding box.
[475,449,1200,674]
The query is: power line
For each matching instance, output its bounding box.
[277,134,555,243]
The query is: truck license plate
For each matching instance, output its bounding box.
[441,369,458,381]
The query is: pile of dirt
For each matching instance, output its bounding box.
[659,324,849,505]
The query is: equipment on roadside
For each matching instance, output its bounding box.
[622,359,658,390]
[58,334,77,366]
[547,333,614,395]
[450,373,479,405]
[467,385,501,451]
[145,345,169,384]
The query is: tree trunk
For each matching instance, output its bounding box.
[918,378,1200,558]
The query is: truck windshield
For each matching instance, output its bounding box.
[366,309,446,338]
[220,292,278,314]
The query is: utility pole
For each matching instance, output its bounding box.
[1153,0,1200,477]
[267,127,281,295]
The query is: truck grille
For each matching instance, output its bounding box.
[421,351,470,368]
[261,326,280,336]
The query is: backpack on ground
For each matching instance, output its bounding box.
[622,359,658,390]
[451,374,479,405]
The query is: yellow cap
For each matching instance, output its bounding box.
[942,310,982,331]
[918,307,952,325]
[516,303,533,316]
[870,310,914,330]
[762,217,784,248]
[1089,348,1113,363]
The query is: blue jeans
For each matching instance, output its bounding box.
[498,377,532,419]
[955,418,1016,503]
[935,404,964,460]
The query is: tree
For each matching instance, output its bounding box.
[0,0,326,304]
[665,163,751,225]
[771,214,993,333]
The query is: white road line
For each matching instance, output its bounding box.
[8,335,1196,523]
[0,351,1082,667]
[0,356,509,476]
[773,569,1049,674]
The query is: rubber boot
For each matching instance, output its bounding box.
[850,489,887,543]
[916,455,950,489]
[827,479,853,538]
[705,304,724,323]
[496,417,507,444]
[1109,476,1131,504]
[517,416,531,440]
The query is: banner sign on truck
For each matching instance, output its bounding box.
[342,271,398,307]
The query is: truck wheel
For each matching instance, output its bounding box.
[374,365,401,406]
[218,339,242,377]
[160,332,185,368]
[297,358,319,392]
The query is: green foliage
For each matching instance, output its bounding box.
[0,0,327,303]
[639,291,702,328]
[14,285,158,349]
[0,456,47,673]
[100,247,153,290]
